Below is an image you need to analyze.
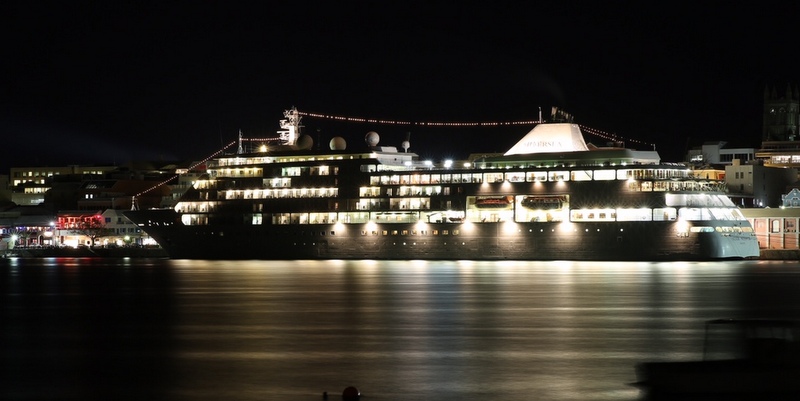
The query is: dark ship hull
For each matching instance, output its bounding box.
[127,209,755,260]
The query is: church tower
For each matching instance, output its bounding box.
[763,83,800,141]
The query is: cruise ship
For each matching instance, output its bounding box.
[124,108,760,260]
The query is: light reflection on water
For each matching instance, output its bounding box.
[3,258,800,401]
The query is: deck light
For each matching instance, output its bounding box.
[676,218,690,234]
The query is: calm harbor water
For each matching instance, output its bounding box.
[3,258,800,401]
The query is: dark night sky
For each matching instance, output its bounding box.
[3,1,799,173]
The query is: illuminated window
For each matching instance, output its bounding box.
[593,170,616,180]
[527,171,547,182]
[571,170,592,181]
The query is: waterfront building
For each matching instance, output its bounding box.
[783,188,800,207]
[763,84,799,142]
[724,160,796,207]
[8,165,117,206]
[687,141,755,166]
[0,205,56,248]
[755,84,800,177]
[741,207,800,251]
[738,187,800,253]
[99,208,159,247]
[53,210,105,247]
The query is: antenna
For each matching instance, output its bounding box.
[402,132,411,153]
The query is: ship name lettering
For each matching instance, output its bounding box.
[526,140,562,148]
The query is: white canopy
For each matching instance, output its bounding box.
[504,123,589,155]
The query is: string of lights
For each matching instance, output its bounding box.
[579,125,656,149]
[299,111,540,127]
[132,140,238,200]
[242,137,281,142]
[298,110,656,148]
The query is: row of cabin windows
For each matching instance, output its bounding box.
[368,168,694,186]
[210,166,338,178]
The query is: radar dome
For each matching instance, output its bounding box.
[329,136,347,150]
[401,140,410,152]
[296,134,313,150]
[365,131,380,147]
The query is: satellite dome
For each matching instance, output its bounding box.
[296,134,313,150]
[401,140,410,152]
[329,136,347,150]
[365,131,380,147]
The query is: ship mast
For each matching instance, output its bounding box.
[277,107,303,146]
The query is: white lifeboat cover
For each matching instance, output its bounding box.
[504,123,589,155]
